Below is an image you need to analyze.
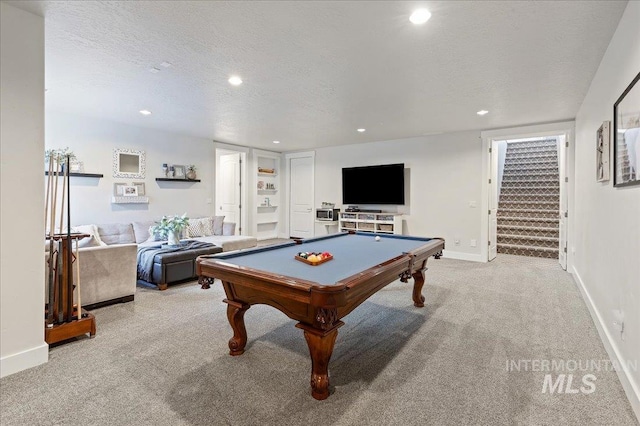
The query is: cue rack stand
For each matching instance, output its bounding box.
[45,154,96,344]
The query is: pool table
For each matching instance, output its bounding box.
[196,231,444,400]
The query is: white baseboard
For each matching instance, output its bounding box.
[0,342,48,378]
[571,266,640,421]
[441,250,483,262]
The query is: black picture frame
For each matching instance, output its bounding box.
[613,72,640,187]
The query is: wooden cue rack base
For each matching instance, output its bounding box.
[45,306,96,345]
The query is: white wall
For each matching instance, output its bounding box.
[573,1,640,418]
[313,131,483,261]
[0,3,48,377]
[46,111,216,225]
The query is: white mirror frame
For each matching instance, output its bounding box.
[113,148,146,179]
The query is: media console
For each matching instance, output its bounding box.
[338,212,403,235]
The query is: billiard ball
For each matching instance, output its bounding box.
[375,236,381,241]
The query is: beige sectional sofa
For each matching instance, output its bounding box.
[45,218,257,309]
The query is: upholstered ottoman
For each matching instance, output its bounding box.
[138,242,222,290]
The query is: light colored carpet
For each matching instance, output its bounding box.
[1,254,637,425]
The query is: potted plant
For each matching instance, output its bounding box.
[149,213,190,246]
[186,165,197,180]
[45,147,76,171]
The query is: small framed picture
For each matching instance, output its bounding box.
[122,185,138,196]
[132,182,145,196]
[174,165,186,179]
[596,121,610,182]
[113,182,128,196]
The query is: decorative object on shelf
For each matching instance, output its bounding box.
[132,182,145,196]
[186,165,197,180]
[266,182,275,190]
[596,121,610,182]
[45,147,76,164]
[321,202,335,208]
[150,213,190,246]
[174,165,186,179]
[613,71,640,187]
[113,148,146,179]
[257,180,265,190]
[258,167,275,174]
[168,166,175,178]
[162,163,168,177]
[113,183,127,196]
[122,185,138,196]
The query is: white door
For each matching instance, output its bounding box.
[217,153,241,235]
[489,140,499,261]
[558,135,568,270]
[289,155,314,238]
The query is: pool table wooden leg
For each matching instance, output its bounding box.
[224,299,250,356]
[297,321,344,400]
[412,262,427,307]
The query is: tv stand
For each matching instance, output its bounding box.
[338,212,402,235]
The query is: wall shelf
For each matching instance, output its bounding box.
[45,172,103,178]
[338,212,403,235]
[155,178,201,182]
[111,196,149,204]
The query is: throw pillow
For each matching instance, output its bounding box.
[77,235,102,248]
[71,224,107,247]
[187,217,213,237]
[212,215,225,236]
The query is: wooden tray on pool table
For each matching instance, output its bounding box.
[294,255,334,266]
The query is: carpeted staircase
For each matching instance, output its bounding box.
[497,139,560,259]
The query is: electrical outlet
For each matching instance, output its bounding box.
[470,239,477,247]
[454,239,460,246]
[613,309,624,340]
[468,201,477,208]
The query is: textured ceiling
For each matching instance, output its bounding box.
[8,1,628,151]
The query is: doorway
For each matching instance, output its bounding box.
[483,123,571,270]
[215,148,247,235]
[286,152,315,239]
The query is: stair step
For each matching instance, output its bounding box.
[498,224,559,232]
[499,195,559,202]
[497,245,559,259]
[498,200,558,206]
[507,140,557,149]
[501,178,559,183]
[497,233,559,243]
[498,216,559,224]
[507,146,558,154]
[502,167,559,176]
[497,243,558,252]
[498,208,558,214]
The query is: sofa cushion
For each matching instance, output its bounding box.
[132,220,156,244]
[72,224,107,247]
[97,223,136,245]
[212,216,225,236]
[187,217,213,237]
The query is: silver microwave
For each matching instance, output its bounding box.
[316,208,340,221]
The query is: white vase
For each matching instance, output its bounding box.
[167,230,180,246]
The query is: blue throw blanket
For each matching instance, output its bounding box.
[136,240,215,282]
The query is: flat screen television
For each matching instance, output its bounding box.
[342,163,405,205]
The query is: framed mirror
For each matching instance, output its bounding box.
[613,72,640,187]
[113,149,146,179]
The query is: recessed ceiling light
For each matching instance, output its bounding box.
[357,128,366,133]
[149,67,160,74]
[273,140,280,144]
[228,76,243,86]
[139,110,152,115]
[477,110,489,116]
[410,9,431,25]
[160,62,172,68]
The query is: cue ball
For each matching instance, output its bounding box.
[375,236,381,241]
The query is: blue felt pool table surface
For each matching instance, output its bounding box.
[213,232,434,286]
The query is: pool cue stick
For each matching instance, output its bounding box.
[46,156,55,325]
[58,161,66,234]
[45,155,53,230]
[75,238,81,320]
[66,157,74,321]
[52,157,62,323]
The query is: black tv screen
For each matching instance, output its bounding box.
[342,163,405,205]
